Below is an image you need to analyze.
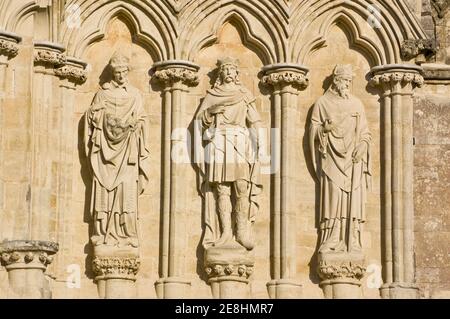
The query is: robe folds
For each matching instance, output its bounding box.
[85,81,150,243]
[309,90,371,247]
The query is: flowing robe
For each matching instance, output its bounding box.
[309,90,371,251]
[196,85,263,248]
[85,81,150,246]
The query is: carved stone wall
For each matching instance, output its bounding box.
[0,0,448,299]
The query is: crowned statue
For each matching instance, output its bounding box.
[196,57,263,252]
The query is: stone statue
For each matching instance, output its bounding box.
[196,57,263,251]
[309,64,371,254]
[84,51,150,248]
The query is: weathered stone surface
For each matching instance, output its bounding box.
[0,0,447,300]
[414,89,450,298]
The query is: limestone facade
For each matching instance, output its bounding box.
[0,0,448,299]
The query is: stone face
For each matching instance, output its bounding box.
[0,0,448,299]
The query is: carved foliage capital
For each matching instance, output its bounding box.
[152,67,199,87]
[0,39,19,58]
[1,251,54,267]
[0,32,21,59]
[92,256,140,279]
[370,71,424,89]
[262,70,309,90]
[34,48,66,67]
[318,260,366,281]
[205,262,254,279]
[0,240,58,270]
[55,64,87,84]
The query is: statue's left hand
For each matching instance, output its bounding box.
[127,119,139,131]
[208,104,226,115]
[352,142,367,163]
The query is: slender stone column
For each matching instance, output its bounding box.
[0,31,21,244]
[0,31,21,87]
[0,40,62,299]
[370,64,424,299]
[261,64,309,299]
[32,41,66,241]
[0,240,58,298]
[151,60,199,299]
[54,57,87,287]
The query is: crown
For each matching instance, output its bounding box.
[217,57,240,68]
[109,50,130,70]
[333,64,354,78]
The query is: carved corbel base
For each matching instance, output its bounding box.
[380,282,419,299]
[92,245,140,299]
[0,240,58,298]
[155,277,191,299]
[204,243,254,299]
[266,279,302,299]
[317,252,366,299]
[0,30,21,64]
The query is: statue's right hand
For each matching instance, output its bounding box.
[208,104,226,115]
[323,119,335,133]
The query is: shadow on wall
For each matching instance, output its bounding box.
[78,113,95,280]
[189,91,208,284]
[303,102,322,286]
[99,64,113,87]
[148,70,167,280]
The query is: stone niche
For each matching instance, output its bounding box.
[189,20,271,298]
[0,0,448,299]
[71,16,161,298]
[298,21,382,298]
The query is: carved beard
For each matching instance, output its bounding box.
[335,82,350,99]
[221,74,237,84]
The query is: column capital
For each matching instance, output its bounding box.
[204,245,254,298]
[0,30,21,60]
[151,60,200,87]
[92,256,140,281]
[55,56,88,84]
[34,41,66,68]
[317,259,366,281]
[205,262,254,280]
[369,64,424,89]
[261,63,309,91]
[0,240,58,271]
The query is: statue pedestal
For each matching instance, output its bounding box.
[205,243,254,299]
[93,245,140,299]
[380,282,419,299]
[0,240,58,299]
[318,251,366,299]
[267,279,303,299]
[154,277,191,299]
